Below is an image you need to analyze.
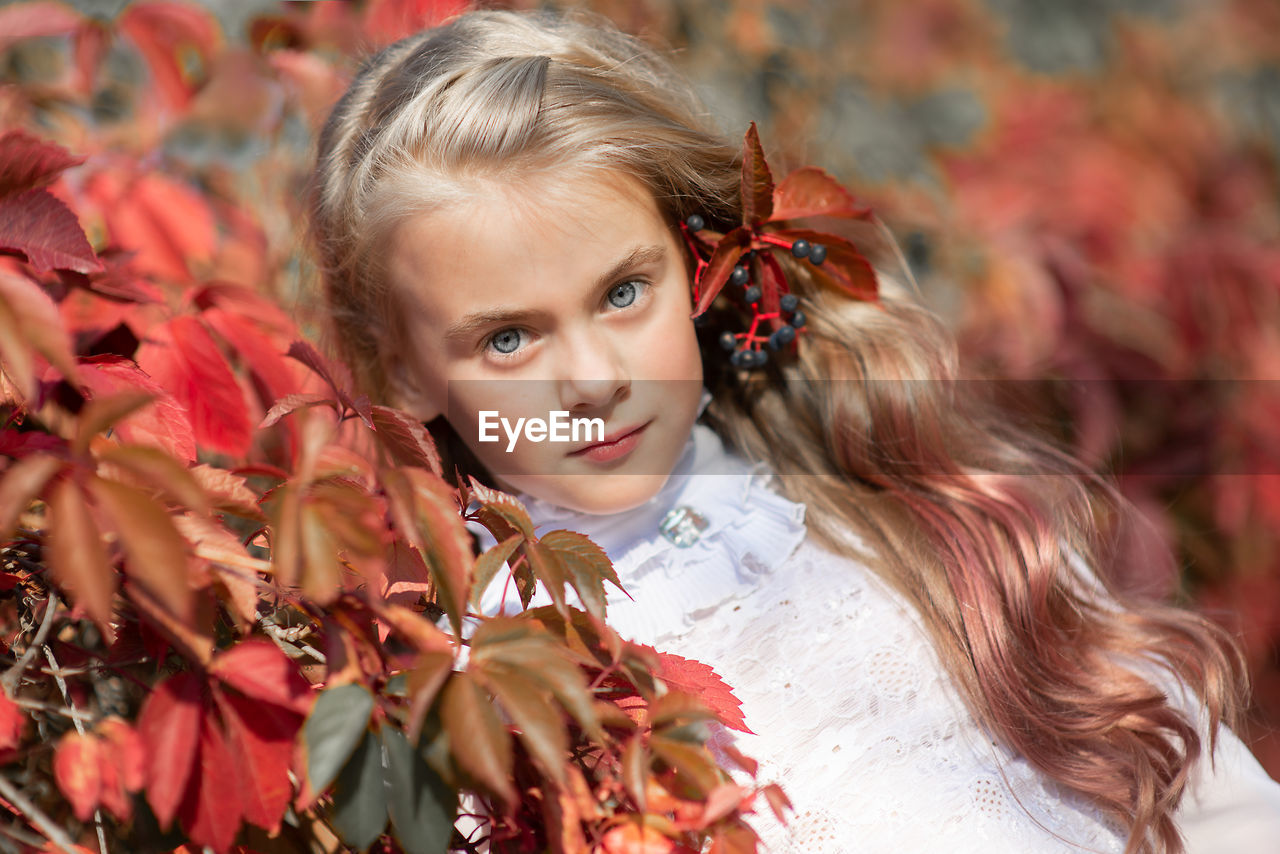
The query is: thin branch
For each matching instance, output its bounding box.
[42,647,107,854]
[0,774,80,854]
[11,696,94,723]
[2,592,59,692]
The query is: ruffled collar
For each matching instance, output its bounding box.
[511,421,809,644]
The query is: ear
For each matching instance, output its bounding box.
[383,357,442,423]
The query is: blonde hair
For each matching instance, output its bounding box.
[306,10,1245,853]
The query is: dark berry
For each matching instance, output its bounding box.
[685,214,705,232]
[791,239,811,258]
[753,348,769,366]
[730,349,748,368]
[791,310,806,329]
[730,265,750,286]
[743,286,762,304]
[775,324,796,345]
[780,293,799,312]
[809,243,827,265]
[719,331,737,351]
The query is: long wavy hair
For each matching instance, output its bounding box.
[305,9,1246,853]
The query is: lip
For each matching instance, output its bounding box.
[568,420,651,463]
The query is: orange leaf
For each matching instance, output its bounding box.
[0,269,80,398]
[441,671,515,808]
[770,167,872,222]
[54,731,103,822]
[46,477,118,642]
[88,475,195,626]
[0,452,63,542]
[654,651,752,734]
[601,820,676,854]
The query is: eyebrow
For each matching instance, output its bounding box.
[442,243,667,344]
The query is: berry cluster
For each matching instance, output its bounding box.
[684,214,818,370]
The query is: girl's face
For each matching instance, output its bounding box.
[383,169,705,515]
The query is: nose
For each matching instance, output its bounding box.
[557,324,630,412]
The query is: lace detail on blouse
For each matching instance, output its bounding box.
[482,422,1280,853]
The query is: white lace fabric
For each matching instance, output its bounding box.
[477,423,1280,853]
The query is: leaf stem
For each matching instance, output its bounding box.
[0,773,81,854]
[1,591,59,692]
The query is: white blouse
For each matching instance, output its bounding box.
[479,422,1280,853]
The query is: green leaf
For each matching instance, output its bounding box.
[305,683,375,794]
[470,534,523,610]
[329,728,387,849]
[382,726,456,854]
[441,671,514,807]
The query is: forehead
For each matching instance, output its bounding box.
[384,169,674,324]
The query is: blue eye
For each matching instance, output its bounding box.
[608,281,639,308]
[488,328,523,355]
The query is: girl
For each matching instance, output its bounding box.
[305,8,1280,853]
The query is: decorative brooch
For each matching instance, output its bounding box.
[680,123,882,369]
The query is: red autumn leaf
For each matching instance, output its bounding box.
[71,17,109,96]
[214,689,298,835]
[770,167,872,223]
[87,170,217,283]
[0,688,26,751]
[286,340,373,426]
[208,639,313,715]
[691,226,752,318]
[97,717,145,821]
[0,188,102,274]
[370,404,443,474]
[0,2,82,54]
[361,0,472,44]
[201,306,303,408]
[137,671,205,829]
[653,650,752,734]
[178,709,243,854]
[740,123,774,226]
[117,1,221,112]
[775,228,878,301]
[77,355,197,463]
[135,315,252,457]
[46,477,118,643]
[54,731,104,822]
[0,130,85,197]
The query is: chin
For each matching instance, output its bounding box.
[519,472,673,517]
